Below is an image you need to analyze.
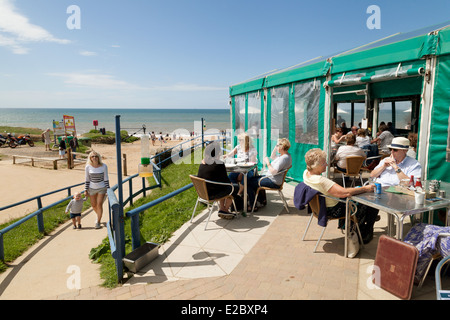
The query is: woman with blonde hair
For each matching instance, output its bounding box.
[85,151,110,229]
[247,138,292,212]
[224,132,258,195]
[303,148,377,243]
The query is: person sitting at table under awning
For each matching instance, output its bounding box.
[370,137,422,187]
[302,148,378,244]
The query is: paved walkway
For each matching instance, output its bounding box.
[0,181,444,300]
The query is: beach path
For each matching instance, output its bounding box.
[0,141,178,299]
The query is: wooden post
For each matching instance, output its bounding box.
[67,149,73,169]
[123,154,128,176]
[53,160,57,170]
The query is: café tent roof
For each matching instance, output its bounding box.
[230,20,450,96]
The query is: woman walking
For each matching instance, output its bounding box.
[85,151,109,229]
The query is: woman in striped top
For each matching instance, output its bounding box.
[85,151,110,229]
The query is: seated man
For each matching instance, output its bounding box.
[370,137,422,187]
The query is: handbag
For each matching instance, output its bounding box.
[347,222,360,258]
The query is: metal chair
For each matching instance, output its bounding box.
[251,167,291,213]
[302,194,363,253]
[435,254,450,300]
[189,175,236,230]
[340,156,365,187]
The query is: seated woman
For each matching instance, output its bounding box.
[331,127,346,147]
[247,138,292,212]
[334,134,366,173]
[355,128,371,149]
[197,141,238,219]
[303,148,378,243]
[224,132,257,195]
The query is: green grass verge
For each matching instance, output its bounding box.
[0,198,91,273]
[90,156,204,288]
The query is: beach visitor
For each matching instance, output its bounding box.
[224,132,257,196]
[331,127,346,146]
[247,138,292,212]
[65,192,86,229]
[59,136,67,159]
[158,132,166,146]
[42,128,51,151]
[85,151,110,229]
[303,148,378,243]
[355,128,371,149]
[371,124,394,153]
[69,135,79,159]
[334,134,366,173]
[370,137,422,187]
[151,131,156,146]
[197,141,239,219]
[407,132,418,159]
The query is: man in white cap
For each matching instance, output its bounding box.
[370,136,422,186]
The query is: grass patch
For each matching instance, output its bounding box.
[0,126,45,136]
[0,198,91,272]
[91,155,204,288]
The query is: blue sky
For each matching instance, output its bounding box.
[0,0,449,109]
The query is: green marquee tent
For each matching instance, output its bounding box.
[229,21,450,183]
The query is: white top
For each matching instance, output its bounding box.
[335,145,366,168]
[267,153,292,185]
[374,156,422,187]
[356,136,370,148]
[85,164,110,190]
[232,144,257,162]
[378,131,394,152]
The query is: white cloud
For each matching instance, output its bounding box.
[47,72,144,90]
[0,0,70,54]
[151,83,227,92]
[47,72,227,92]
[79,50,97,56]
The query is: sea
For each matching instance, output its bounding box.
[0,108,231,136]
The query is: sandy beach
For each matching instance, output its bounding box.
[0,139,182,225]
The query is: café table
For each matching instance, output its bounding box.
[225,162,257,216]
[344,181,450,258]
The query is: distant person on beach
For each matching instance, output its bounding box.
[159,132,166,146]
[59,136,67,159]
[42,128,51,151]
[65,192,86,229]
[151,131,156,146]
[85,151,110,229]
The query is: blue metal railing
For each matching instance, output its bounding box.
[0,182,85,261]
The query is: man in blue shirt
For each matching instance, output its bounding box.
[370,137,422,187]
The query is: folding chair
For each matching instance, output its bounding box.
[189,175,236,230]
[340,156,365,187]
[302,194,363,253]
[251,167,291,213]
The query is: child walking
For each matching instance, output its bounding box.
[65,192,86,229]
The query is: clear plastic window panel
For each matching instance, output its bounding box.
[271,86,289,140]
[234,94,245,132]
[247,92,261,139]
[294,81,319,145]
